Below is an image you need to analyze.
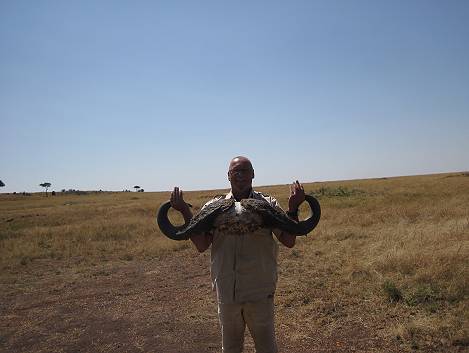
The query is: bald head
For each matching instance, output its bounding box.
[229,156,253,171]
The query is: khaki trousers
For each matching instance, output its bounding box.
[218,296,278,353]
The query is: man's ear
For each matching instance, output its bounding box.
[227,171,231,182]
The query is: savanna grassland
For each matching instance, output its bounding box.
[1,173,468,352]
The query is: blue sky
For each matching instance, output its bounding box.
[1,1,468,193]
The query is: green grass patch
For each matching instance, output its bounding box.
[309,186,367,198]
[383,280,403,303]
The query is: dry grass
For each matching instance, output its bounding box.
[1,172,468,352]
[0,192,194,266]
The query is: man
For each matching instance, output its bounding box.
[170,156,305,353]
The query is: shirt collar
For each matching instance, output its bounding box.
[226,189,254,200]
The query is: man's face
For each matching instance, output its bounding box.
[228,158,254,193]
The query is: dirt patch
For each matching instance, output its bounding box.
[2,250,406,352]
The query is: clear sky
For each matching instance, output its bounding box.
[1,1,468,193]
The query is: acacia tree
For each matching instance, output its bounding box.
[39,182,51,196]
[133,185,141,192]
[0,180,4,187]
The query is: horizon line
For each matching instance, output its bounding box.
[1,170,467,195]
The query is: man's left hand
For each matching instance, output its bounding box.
[288,180,305,212]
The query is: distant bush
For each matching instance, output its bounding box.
[61,189,89,195]
[309,186,366,198]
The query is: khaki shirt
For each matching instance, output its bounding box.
[203,190,283,303]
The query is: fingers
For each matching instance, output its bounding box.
[179,189,184,203]
[171,186,183,205]
[171,186,179,198]
[290,180,304,195]
[170,187,175,206]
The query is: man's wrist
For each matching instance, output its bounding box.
[181,204,193,223]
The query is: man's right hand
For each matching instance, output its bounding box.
[170,186,190,213]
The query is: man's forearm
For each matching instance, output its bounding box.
[180,205,193,224]
[280,207,299,248]
[190,233,212,252]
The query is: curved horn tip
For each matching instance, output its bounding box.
[157,201,180,240]
[297,195,321,234]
